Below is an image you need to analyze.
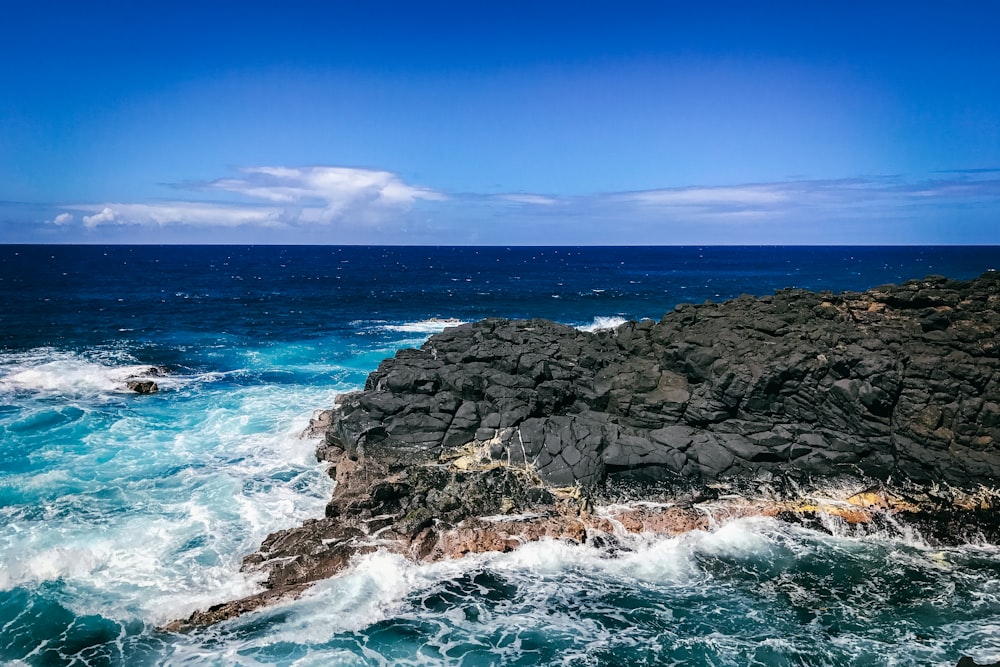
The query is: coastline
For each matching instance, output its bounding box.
[169,271,1000,631]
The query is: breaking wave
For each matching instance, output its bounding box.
[382,318,468,334]
[576,315,629,332]
[156,517,1000,665]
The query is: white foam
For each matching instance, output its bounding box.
[694,516,778,557]
[0,348,209,399]
[0,544,108,589]
[2,361,150,396]
[382,318,467,334]
[16,468,71,490]
[217,529,744,651]
[158,515,1000,664]
[576,315,628,332]
[0,351,341,624]
[276,518,786,622]
[257,551,421,644]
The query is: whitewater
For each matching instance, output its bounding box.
[2,245,999,666]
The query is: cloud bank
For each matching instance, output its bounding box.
[75,202,285,229]
[43,166,1000,244]
[62,166,444,231]
[205,166,445,222]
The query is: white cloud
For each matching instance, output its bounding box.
[54,165,446,231]
[497,194,559,205]
[206,166,445,223]
[42,168,1000,242]
[623,185,789,207]
[82,207,118,229]
[73,202,285,229]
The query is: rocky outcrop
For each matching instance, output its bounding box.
[126,366,168,393]
[329,271,1000,490]
[126,380,159,394]
[168,272,1000,630]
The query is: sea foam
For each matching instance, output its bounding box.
[0,345,341,625]
[0,348,207,399]
[576,315,629,332]
[382,318,467,334]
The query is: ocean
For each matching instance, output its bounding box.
[1,245,999,666]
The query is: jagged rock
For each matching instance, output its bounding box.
[125,366,168,393]
[300,409,333,439]
[169,271,1000,630]
[325,272,1000,490]
[126,380,158,394]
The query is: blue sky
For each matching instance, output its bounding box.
[2,1,998,244]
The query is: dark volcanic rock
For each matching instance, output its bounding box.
[126,366,168,394]
[329,272,1000,490]
[126,380,159,394]
[169,271,1000,630]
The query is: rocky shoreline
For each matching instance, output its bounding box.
[168,271,1000,631]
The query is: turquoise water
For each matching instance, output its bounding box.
[1,245,999,666]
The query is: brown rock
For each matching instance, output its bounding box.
[126,380,158,394]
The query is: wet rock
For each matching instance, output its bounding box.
[300,408,333,438]
[125,366,169,393]
[126,380,158,394]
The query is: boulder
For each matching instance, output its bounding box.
[126,380,159,394]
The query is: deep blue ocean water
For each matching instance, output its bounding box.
[1,245,999,666]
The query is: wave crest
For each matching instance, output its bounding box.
[577,315,629,332]
[382,318,467,334]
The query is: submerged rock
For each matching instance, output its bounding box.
[169,271,1000,630]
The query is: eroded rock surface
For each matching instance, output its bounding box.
[332,272,1000,487]
[168,272,1000,630]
